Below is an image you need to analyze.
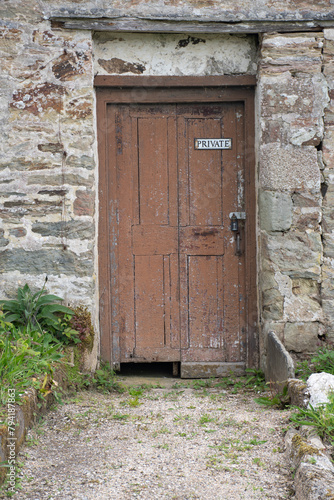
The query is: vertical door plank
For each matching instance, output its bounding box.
[98,99,113,363]
[187,118,223,226]
[177,116,190,228]
[188,255,222,350]
[137,115,169,225]
[236,102,247,362]
[163,255,171,347]
[222,104,243,362]
[116,106,136,360]
[134,255,165,349]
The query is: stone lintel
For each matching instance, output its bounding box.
[51,18,334,34]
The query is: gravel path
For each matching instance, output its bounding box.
[3,380,294,499]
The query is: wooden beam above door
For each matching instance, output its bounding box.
[94,75,257,88]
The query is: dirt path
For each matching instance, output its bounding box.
[3,379,294,499]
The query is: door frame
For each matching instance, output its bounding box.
[95,75,258,369]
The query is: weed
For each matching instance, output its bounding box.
[296,344,334,380]
[128,386,144,397]
[0,280,77,344]
[255,383,289,409]
[199,414,215,425]
[245,438,267,446]
[127,396,142,407]
[244,368,266,391]
[112,412,130,421]
[191,379,214,390]
[0,316,65,407]
[252,457,265,467]
[290,393,334,445]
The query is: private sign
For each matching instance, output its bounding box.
[194,138,232,150]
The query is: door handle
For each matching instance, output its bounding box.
[229,212,246,256]
[236,232,241,256]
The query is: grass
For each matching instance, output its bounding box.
[296,344,334,380]
[290,392,334,446]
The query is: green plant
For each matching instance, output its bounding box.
[290,393,334,445]
[296,344,334,380]
[0,281,77,344]
[255,383,289,409]
[244,369,266,391]
[311,346,334,374]
[199,413,215,425]
[0,321,64,408]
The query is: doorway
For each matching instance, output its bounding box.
[97,79,257,376]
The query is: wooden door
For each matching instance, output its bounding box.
[97,84,257,373]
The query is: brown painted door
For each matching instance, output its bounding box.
[107,101,246,364]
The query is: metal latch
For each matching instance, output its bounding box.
[229,212,246,221]
[229,212,246,257]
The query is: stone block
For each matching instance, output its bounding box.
[180,362,245,379]
[321,260,334,299]
[259,191,292,232]
[66,155,95,170]
[259,270,279,291]
[284,295,322,322]
[262,322,285,343]
[292,192,321,207]
[9,227,27,238]
[262,288,284,321]
[291,278,319,297]
[66,98,93,119]
[265,331,295,384]
[2,199,62,218]
[32,220,94,240]
[260,72,327,121]
[322,232,334,259]
[27,173,94,188]
[307,372,334,408]
[322,298,334,324]
[0,158,50,171]
[0,229,9,247]
[322,128,334,166]
[73,190,95,217]
[266,230,322,279]
[52,51,91,82]
[260,144,320,192]
[0,249,93,277]
[10,82,67,116]
[292,207,321,231]
[260,33,323,75]
[287,379,309,408]
[284,322,319,353]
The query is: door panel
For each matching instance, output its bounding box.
[177,103,246,363]
[106,101,247,365]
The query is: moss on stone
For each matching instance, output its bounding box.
[292,433,320,459]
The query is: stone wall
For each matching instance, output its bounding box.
[0,7,98,368]
[2,0,334,369]
[258,32,334,365]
